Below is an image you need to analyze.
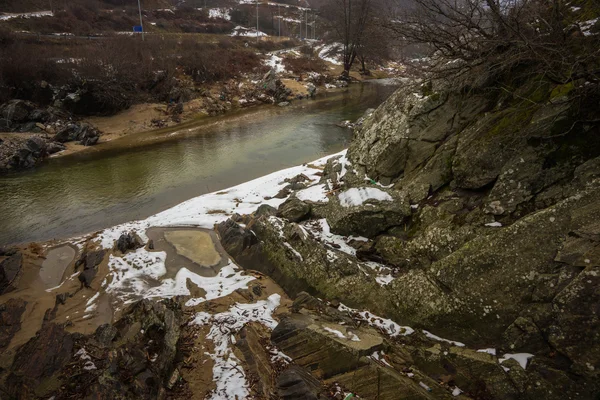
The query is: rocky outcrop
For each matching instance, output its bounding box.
[53,122,100,146]
[115,231,144,254]
[216,77,600,398]
[5,299,184,399]
[0,99,102,174]
[262,70,293,103]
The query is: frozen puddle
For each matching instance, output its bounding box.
[39,245,77,288]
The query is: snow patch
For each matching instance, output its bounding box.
[296,183,329,203]
[338,187,393,207]
[208,8,231,20]
[338,303,415,337]
[499,353,534,369]
[192,294,281,399]
[422,330,466,347]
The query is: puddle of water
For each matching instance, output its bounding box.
[39,245,77,288]
[146,227,230,279]
[163,230,221,267]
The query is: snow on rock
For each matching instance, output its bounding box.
[303,218,365,256]
[154,262,255,306]
[323,326,346,339]
[499,353,534,369]
[338,303,415,337]
[477,348,497,355]
[105,248,167,304]
[332,153,352,184]
[422,330,466,347]
[296,183,329,203]
[193,294,281,400]
[371,350,392,366]
[75,348,97,371]
[338,187,393,207]
[485,221,503,227]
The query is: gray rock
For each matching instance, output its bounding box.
[115,232,144,254]
[323,187,411,238]
[277,365,322,400]
[277,197,311,222]
[255,204,278,217]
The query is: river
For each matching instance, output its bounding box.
[0,81,398,246]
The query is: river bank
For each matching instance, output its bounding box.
[0,80,398,246]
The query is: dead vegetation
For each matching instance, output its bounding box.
[0,31,272,116]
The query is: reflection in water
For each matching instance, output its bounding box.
[0,82,397,245]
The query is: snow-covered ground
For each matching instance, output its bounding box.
[316,43,343,65]
[193,294,282,399]
[93,151,339,305]
[231,25,268,37]
[264,53,286,73]
[0,11,53,21]
[208,8,231,21]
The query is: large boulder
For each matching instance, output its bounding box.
[322,187,411,238]
[348,89,491,182]
[115,231,144,254]
[0,100,36,128]
[277,197,311,222]
[262,70,292,103]
[76,249,106,288]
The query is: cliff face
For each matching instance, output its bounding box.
[218,78,600,398]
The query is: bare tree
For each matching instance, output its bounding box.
[388,0,600,87]
[320,0,375,78]
[355,19,394,74]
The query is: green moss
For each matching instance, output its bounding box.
[487,107,538,138]
[550,82,575,100]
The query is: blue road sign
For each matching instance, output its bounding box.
[133,25,143,32]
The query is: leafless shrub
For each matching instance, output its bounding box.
[389,0,600,89]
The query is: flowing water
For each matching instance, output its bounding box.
[0,81,398,246]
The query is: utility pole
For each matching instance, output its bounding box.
[137,0,144,41]
[305,9,308,41]
[278,4,281,38]
[256,0,259,43]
